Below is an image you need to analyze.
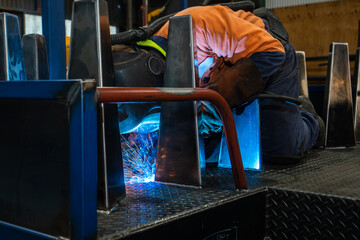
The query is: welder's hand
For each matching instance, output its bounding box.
[207,58,264,109]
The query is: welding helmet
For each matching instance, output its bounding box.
[113,41,165,88]
[113,41,165,134]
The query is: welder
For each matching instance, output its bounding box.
[113,5,324,164]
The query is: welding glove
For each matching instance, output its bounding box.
[198,58,264,138]
[206,58,264,109]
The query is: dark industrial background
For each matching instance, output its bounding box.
[0,0,358,81]
[0,0,262,32]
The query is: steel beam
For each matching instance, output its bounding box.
[324,42,356,147]
[41,0,66,79]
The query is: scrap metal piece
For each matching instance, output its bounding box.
[0,13,26,81]
[22,34,49,80]
[296,51,309,98]
[68,0,125,210]
[323,42,356,147]
[353,48,360,141]
[155,15,202,186]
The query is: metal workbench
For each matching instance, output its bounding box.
[97,146,360,239]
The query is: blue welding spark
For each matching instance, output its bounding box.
[121,131,158,183]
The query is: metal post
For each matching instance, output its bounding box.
[259,0,265,8]
[41,0,66,79]
[127,0,133,29]
[296,51,309,98]
[354,48,360,141]
[157,15,201,187]
[324,42,356,147]
[97,87,248,190]
[142,0,148,26]
[68,0,125,211]
[181,0,188,10]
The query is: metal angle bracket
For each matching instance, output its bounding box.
[218,99,262,171]
[323,42,356,147]
[155,15,203,186]
[296,51,309,98]
[353,48,360,141]
[68,0,125,210]
[0,13,26,81]
[22,34,49,80]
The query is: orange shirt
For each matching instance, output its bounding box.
[154,5,285,66]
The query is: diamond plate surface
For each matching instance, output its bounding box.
[256,147,360,199]
[97,168,248,239]
[266,188,360,239]
[98,146,360,239]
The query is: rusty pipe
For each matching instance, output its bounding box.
[142,0,148,26]
[97,87,247,189]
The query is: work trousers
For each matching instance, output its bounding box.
[251,42,319,162]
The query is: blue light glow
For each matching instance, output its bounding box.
[120,110,160,134]
[197,57,213,78]
[133,112,160,133]
[218,99,262,170]
[121,132,158,183]
[285,101,298,106]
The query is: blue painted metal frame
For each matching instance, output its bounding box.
[0,80,97,240]
[181,0,188,10]
[69,80,98,239]
[41,0,66,80]
[0,220,57,240]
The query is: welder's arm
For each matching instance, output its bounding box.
[198,101,223,138]
[198,58,264,138]
[206,57,264,109]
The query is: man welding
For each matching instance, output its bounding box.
[114,4,324,164]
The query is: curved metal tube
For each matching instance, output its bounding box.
[97,87,248,189]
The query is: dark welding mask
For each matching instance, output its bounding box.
[113,43,165,88]
[112,43,165,134]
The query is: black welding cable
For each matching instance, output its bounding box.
[217,1,255,12]
[111,1,255,45]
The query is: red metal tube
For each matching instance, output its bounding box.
[97,87,248,189]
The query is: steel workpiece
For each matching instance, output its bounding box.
[97,86,248,189]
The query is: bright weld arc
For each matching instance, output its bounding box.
[121,131,158,183]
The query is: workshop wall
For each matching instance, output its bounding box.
[272,0,360,81]
[266,0,337,9]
